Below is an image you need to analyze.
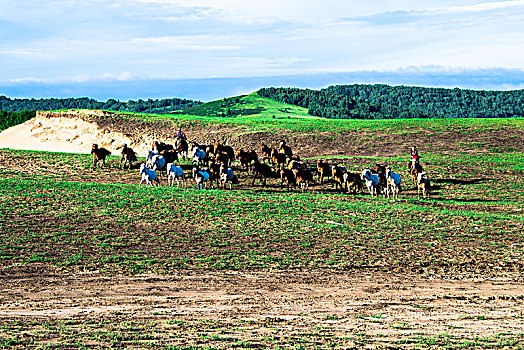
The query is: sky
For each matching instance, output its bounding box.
[1,0,524,100]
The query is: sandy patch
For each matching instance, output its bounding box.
[0,110,148,155]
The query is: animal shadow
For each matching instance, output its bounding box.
[432,178,487,185]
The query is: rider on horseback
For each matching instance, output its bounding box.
[175,127,187,141]
[408,146,421,170]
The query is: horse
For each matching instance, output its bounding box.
[410,159,424,185]
[139,163,160,186]
[361,169,380,196]
[236,149,258,173]
[261,144,272,163]
[192,147,206,167]
[344,172,364,194]
[91,144,111,169]
[316,159,330,184]
[332,165,347,192]
[152,140,174,153]
[192,166,210,190]
[175,138,189,160]
[166,163,185,187]
[375,164,387,195]
[417,172,431,200]
[270,148,287,170]
[385,167,402,200]
[219,164,239,189]
[119,144,137,170]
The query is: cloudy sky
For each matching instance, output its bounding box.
[1,0,524,99]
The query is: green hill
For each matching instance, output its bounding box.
[177,93,316,120]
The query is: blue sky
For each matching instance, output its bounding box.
[1,0,524,100]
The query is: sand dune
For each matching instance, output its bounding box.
[0,110,149,155]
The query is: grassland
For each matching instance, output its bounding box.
[1,100,524,348]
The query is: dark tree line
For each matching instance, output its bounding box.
[258,85,524,119]
[0,96,202,114]
[0,110,36,131]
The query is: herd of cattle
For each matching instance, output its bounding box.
[90,139,431,199]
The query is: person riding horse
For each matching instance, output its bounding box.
[408,146,420,170]
[175,128,187,142]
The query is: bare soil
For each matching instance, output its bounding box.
[1,266,524,348]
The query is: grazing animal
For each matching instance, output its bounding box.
[385,167,402,200]
[236,149,258,172]
[316,159,331,184]
[119,144,137,170]
[91,144,111,169]
[192,147,206,167]
[270,148,287,170]
[280,168,297,189]
[332,165,348,192]
[192,166,210,190]
[294,168,313,190]
[361,169,380,196]
[139,163,160,186]
[175,138,189,159]
[417,172,431,200]
[252,160,275,186]
[261,144,272,163]
[166,163,185,187]
[344,172,363,194]
[219,164,239,189]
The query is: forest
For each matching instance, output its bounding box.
[0,96,202,114]
[0,110,36,131]
[258,85,524,119]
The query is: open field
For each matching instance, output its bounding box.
[1,105,524,348]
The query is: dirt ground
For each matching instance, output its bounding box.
[1,267,524,348]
